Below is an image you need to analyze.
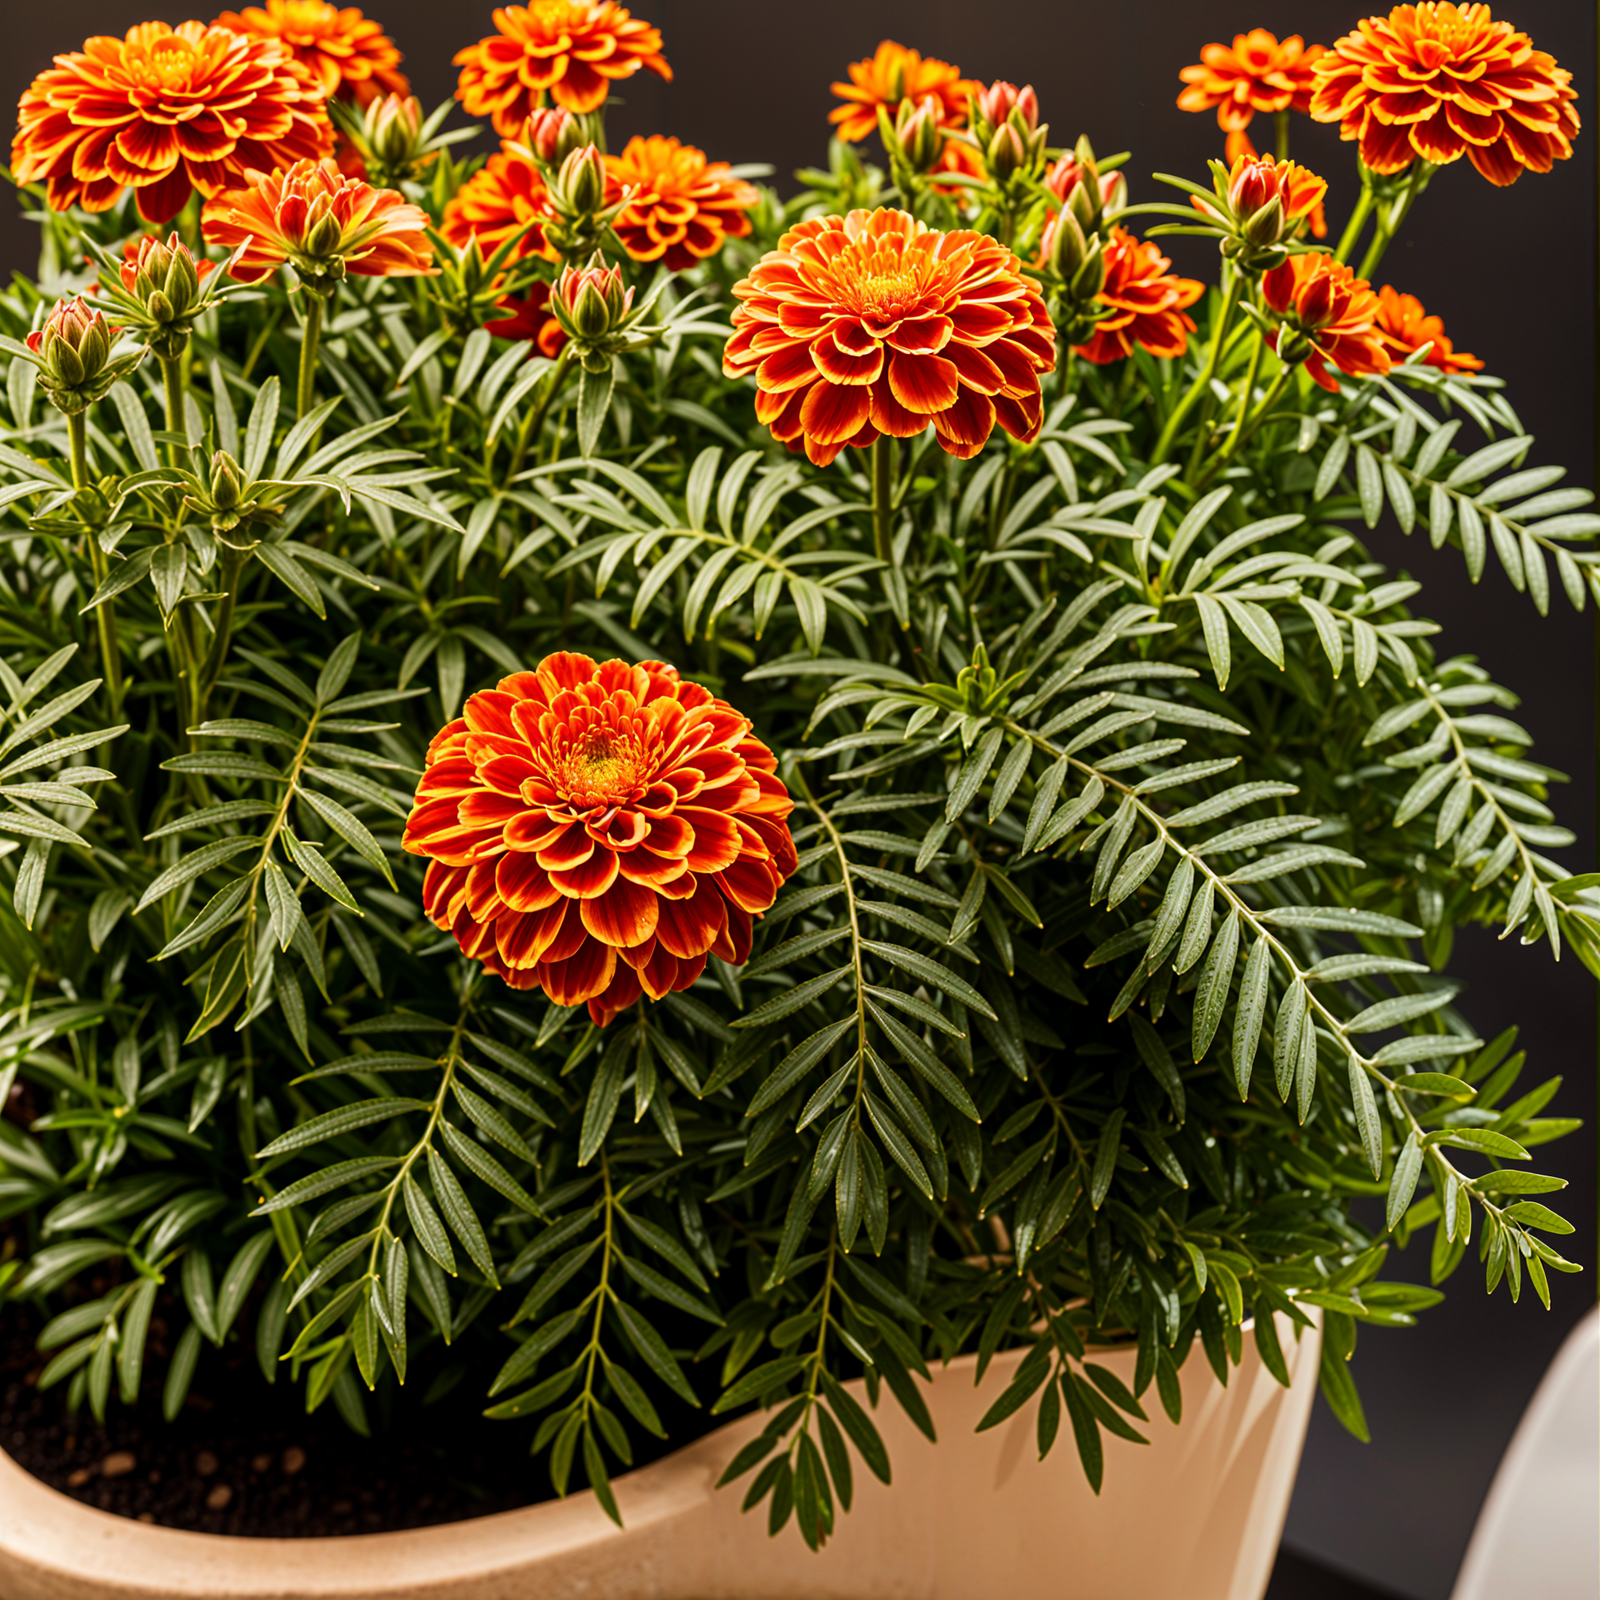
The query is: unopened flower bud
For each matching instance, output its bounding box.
[1070,237,1106,301]
[526,106,581,167]
[895,96,946,175]
[211,451,243,510]
[1042,209,1088,279]
[1068,181,1097,234]
[304,202,345,261]
[1242,195,1284,247]
[368,94,424,170]
[986,123,1027,183]
[555,144,608,217]
[27,298,115,400]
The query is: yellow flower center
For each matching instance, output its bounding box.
[134,36,201,91]
[551,723,651,810]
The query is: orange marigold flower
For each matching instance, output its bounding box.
[11,21,332,225]
[1074,228,1204,365]
[484,282,569,356]
[603,136,758,272]
[440,141,557,263]
[403,653,797,1027]
[1374,285,1482,374]
[201,158,434,284]
[212,1,409,106]
[1310,3,1580,186]
[454,2,672,134]
[723,208,1055,468]
[1178,29,1326,136]
[1261,252,1391,391]
[829,40,981,143]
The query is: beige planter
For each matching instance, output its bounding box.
[0,1311,1320,1600]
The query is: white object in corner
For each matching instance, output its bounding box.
[1451,1303,1600,1600]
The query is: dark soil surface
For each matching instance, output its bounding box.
[0,1305,632,1538]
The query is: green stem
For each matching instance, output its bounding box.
[160,355,186,464]
[1200,364,1291,485]
[510,346,575,477]
[1274,110,1290,162]
[1151,269,1240,465]
[1333,185,1375,265]
[296,293,324,428]
[1218,332,1267,461]
[68,410,123,711]
[196,545,249,716]
[871,435,894,566]
[1356,164,1431,283]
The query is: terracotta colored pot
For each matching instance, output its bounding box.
[0,1311,1320,1600]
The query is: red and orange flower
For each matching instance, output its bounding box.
[829,40,981,143]
[724,208,1054,467]
[1073,229,1204,365]
[1262,253,1391,390]
[403,654,796,1027]
[440,141,558,263]
[11,21,332,224]
[454,1,672,134]
[1178,29,1326,162]
[1310,3,1580,186]
[603,136,758,272]
[213,1,409,105]
[202,158,434,283]
[1374,285,1482,374]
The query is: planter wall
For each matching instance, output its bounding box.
[0,1310,1320,1600]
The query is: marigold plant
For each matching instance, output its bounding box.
[0,0,1590,1558]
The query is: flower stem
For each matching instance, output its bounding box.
[871,434,894,566]
[1274,110,1290,161]
[1334,185,1375,264]
[296,292,324,430]
[196,544,249,719]
[511,346,575,477]
[1356,163,1432,282]
[1150,269,1240,465]
[68,410,123,710]
[1200,364,1291,485]
[1218,330,1267,460]
[160,354,187,465]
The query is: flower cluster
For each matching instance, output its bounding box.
[723,208,1055,466]
[403,655,796,1027]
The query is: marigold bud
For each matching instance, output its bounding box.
[553,144,608,218]
[550,254,638,368]
[975,80,1039,136]
[211,450,243,511]
[986,123,1027,183]
[26,298,120,410]
[894,96,946,174]
[526,106,582,167]
[1071,238,1106,302]
[1042,209,1088,279]
[368,94,423,170]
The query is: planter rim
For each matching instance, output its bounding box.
[0,1315,1314,1600]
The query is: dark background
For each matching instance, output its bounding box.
[2,4,1594,1596]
